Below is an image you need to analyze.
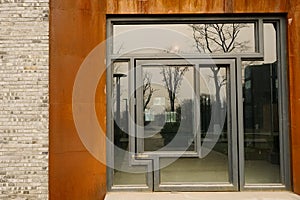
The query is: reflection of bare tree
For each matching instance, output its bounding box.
[161,66,189,112]
[190,24,250,53]
[143,72,155,110]
[191,23,250,126]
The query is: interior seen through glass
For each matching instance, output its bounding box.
[243,23,281,184]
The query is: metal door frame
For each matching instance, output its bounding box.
[107,56,239,191]
[134,58,238,191]
[106,16,290,192]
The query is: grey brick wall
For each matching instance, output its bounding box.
[0,0,49,199]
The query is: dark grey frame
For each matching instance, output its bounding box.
[106,15,290,192]
[135,58,238,191]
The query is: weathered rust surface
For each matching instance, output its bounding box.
[106,0,291,14]
[50,0,300,199]
[288,0,300,194]
[49,0,106,199]
[106,0,226,14]
[233,0,289,13]
[179,0,226,13]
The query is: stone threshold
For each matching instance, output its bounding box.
[105,191,300,200]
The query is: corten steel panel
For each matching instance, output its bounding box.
[49,0,106,199]
[288,0,300,194]
[50,0,300,199]
[106,0,226,14]
[233,0,289,13]
[178,0,226,13]
[50,152,106,199]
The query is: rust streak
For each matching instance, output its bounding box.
[225,0,233,13]
[138,0,149,13]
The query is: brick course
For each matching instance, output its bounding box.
[0,0,49,199]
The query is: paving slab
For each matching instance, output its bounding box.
[105,192,300,200]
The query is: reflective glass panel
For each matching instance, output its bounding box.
[160,65,230,183]
[141,65,195,151]
[160,156,229,183]
[243,23,281,184]
[112,61,147,186]
[113,23,255,54]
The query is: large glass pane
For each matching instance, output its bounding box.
[160,65,230,184]
[114,147,147,185]
[112,61,147,186]
[200,66,229,157]
[141,65,195,151]
[114,23,255,54]
[113,62,129,150]
[243,23,281,184]
[160,156,228,183]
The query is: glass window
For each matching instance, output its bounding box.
[108,17,288,191]
[141,65,195,151]
[112,61,148,186]
[242,23,280,184]
[113,23,256,54]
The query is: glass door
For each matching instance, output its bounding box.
[134,58,238,191]
[108,17,290,192]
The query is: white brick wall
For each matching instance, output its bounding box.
[0,0,49,199]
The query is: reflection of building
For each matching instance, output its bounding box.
[243,62,279,163]
[200,94,211,133]
[113,73,127,148]
[244,62,278,133]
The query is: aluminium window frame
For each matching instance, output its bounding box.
[106,15,290,192]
